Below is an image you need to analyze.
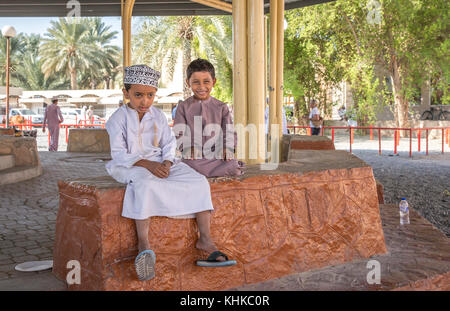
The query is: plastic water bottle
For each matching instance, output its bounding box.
[399,198,410,225]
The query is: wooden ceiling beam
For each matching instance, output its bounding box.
[190,0,232,13]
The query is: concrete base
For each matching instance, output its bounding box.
[0,165,43,185]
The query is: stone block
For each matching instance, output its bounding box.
[53,150,387,290]
[289,135,335,151]
[0,154,15,171]
[0,136,40,167]
[0,136,42,185]
[67,128,110,153]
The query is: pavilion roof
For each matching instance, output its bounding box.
[0,0,334,17]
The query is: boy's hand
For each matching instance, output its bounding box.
[135,160,170,178]
[162,160,172,173]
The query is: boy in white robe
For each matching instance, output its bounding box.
[105,65,236,281]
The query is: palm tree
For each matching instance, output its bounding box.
[39,18,112,90]
[0,33,25,86]
[79,17,120,89]
[15,52,69,90]
[133,16,232,99]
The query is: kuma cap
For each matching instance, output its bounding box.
[124,64,161,88]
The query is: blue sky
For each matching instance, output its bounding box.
[0,16,126,48]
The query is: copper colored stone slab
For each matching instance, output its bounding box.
[281,135,335,162]
[53,153,387,290]
[231,204,450,291]
[288,135,335,151]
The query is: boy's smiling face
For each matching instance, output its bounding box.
[123,84,157,117]
[187,71,216,100]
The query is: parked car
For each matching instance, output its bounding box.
[10,108,44,127]
[60,108,103,127]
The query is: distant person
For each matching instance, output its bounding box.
[87,105,94,124]
[304,99,321,135]
[346,108,358,127]
[338,105,346,121]
[42,96,64,151]
[81,105,88,122]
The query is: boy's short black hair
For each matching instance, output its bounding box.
[124,84,131,91]
[186,58,215,80]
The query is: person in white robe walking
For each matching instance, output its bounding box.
[105,65,236,281]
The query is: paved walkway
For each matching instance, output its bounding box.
[0,152,108,282]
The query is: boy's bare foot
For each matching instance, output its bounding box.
[195,237,226,262]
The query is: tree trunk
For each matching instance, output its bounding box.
[391,56,409,137]
[182,38,192,100]
[70,68,78,90]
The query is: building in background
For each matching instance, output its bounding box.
[0,86,23,115]
[15,88,183,122]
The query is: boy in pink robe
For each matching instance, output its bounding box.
[173,59,244,177]
[42,97,64,151]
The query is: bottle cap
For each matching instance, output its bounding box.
[401,198,406,200]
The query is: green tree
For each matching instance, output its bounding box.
[11,33,69,90]
[40,17,119,90]
[283,0,449,130]
[15,52,69,90]
[133,16,232,101]
[284,6,345,120]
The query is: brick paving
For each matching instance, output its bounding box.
[0,151,109,280]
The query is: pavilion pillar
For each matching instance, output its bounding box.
[268,0,278,156]
[232,0,248,162]
[121,0,135,68]
[276,0,285,141]
[233,0,265,164]
[268,0,284,162]
[246,0,265,164]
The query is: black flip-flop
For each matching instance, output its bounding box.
[196,250,237,267]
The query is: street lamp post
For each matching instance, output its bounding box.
[2,25,16,129]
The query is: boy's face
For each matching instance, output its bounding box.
[122,84,157,116]
[187,71,216,100]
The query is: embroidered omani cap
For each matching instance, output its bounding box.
[123,65,161,88]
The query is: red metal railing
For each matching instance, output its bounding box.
[287,125,450,157]
[0,118,106,144]
[2,119,449,157]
